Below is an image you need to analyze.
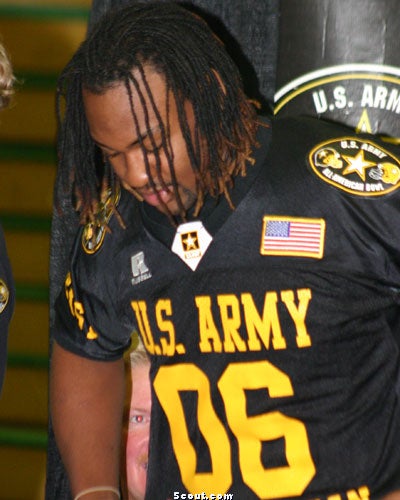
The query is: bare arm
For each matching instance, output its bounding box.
[50,340,125,498]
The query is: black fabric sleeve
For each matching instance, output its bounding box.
[0,224,14,394]
[52,233,132,361]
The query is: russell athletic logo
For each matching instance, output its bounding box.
[309,137,400,196]
[131,251,152,285]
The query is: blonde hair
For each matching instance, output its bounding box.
[129,333,149,368]
[123,333,150,414]
[0,42,14,110]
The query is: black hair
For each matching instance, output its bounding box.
[56,1,258,225]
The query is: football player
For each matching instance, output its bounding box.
[50,3,400,499]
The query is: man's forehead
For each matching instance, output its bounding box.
[83,72,170,138]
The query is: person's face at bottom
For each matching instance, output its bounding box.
[83,66,199,217]
[125,362,151,500]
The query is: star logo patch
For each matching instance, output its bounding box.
[82,186,121,254]
[0,279,9,313]
[171,221,212,271]
[309,137,400,196]
[181,231,200,252]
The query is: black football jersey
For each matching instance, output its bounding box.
[54,116,400,499]
[0,224,14,393]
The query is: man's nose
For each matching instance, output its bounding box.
[124,149,159,189]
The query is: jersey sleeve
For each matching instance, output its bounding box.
[0,224,14,391]
[52,225,133,361]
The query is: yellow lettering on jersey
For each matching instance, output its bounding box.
[281,289,312,347]
[86,326,98,340]
[65,273,75,318]
[347,486,370,500]
[156,299,176,356]
[313,485,370,500]
[131,300,157,355]
[71,300,85,330]
[65,273,81,326]
[218,295,247,352]
[196,296,223,353]
[64,272,99,340]
[241,291,287,351]
[197,289,313,354]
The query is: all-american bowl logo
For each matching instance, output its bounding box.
[0,279,9,313]
[81,186,121,254]
[309,137,400,196]
[275,64,400,138]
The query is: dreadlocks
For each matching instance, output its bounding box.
[56,1,258,225]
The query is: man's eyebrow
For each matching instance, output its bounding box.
[93,136,142,151]
[93,126,161,151]
[130,406,151,415]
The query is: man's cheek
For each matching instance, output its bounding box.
[126,431,149,465]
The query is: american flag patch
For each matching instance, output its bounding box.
[261,216,325,258]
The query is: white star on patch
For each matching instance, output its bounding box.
[342,150,376,181]
[171,221,212,271]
